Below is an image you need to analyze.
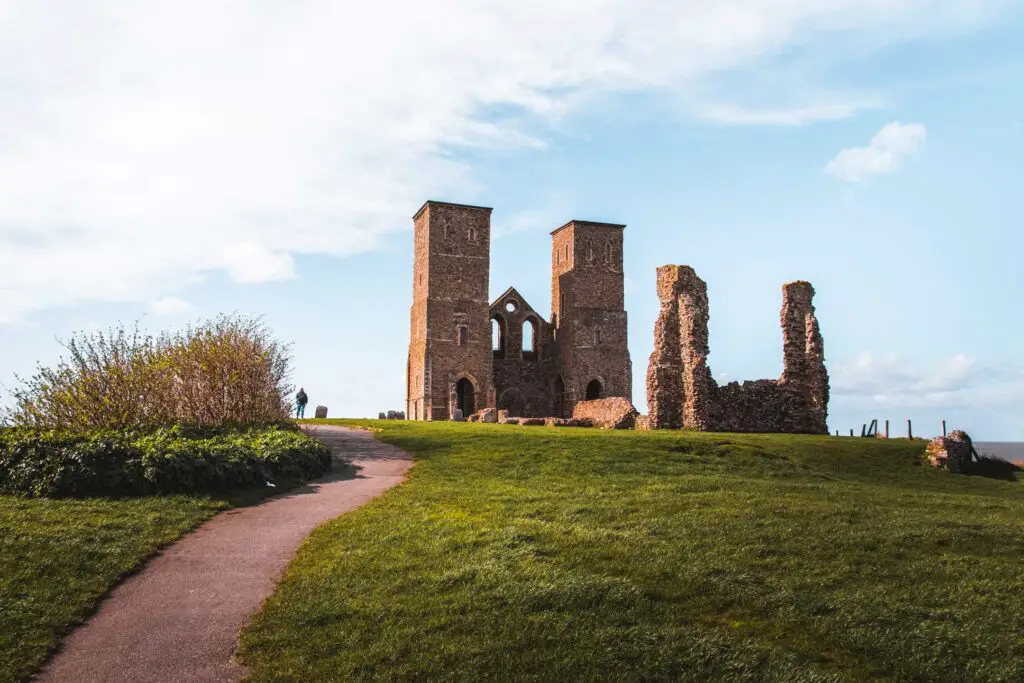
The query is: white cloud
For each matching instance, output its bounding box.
[823,121,928,182]
[830,351,1024,409]
[695,101,880,126]
[0,1,1007,321]
[150,297,194,316]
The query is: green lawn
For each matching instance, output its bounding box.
[238,420,1024,682]
[0,495,226,682]
[0,476,310,683]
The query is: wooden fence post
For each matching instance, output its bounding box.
[907,419,913,440]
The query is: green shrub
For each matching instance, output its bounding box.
[0,424,331,498]
[5,313,294,430]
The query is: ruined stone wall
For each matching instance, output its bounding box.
[710,380,808,433]
[550,220,632,417]
[490,288,556,417]
[406,201,496,420]
[645,266,715,429]
[644,266,830,434]
[779,281,830,433]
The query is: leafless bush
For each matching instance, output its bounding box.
[4,313,293,430]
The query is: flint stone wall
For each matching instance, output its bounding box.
[926,430,977,473]
[645,266,829,434]
[571,397,638,429]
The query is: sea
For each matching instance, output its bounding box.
[974,442,1024,465]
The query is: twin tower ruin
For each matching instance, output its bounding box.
[406,200,830,433]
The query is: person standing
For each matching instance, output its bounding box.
[295,387,308,418]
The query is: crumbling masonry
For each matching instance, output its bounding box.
[646,265,829,434]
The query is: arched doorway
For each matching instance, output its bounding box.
[456,378,475,418]
[553,375,566,418]
[585,379,602,401]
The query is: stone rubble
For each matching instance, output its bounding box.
[571,397,639,430]
[926,430,978,473]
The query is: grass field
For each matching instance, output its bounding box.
[0,482,302,683]
[0,495,226,682]
[238,420,1024,682]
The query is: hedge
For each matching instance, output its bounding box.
[0,424,332,498]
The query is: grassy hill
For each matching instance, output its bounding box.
[238,420,1024,682]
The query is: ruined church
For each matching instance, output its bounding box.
[406,200,632,421]
[406,200,831,434]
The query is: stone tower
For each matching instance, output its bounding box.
[550,220,632,417]
[407,201,496,421]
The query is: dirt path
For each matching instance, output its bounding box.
[35,425,412,683]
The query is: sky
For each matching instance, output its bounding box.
[1,1,1022,439]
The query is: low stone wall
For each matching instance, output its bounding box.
[571,397,638,430]
[710,381,813,434]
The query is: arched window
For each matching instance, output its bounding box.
[492,316,507,358]
[522,318,538,359]
[594,328,601,346]
[585,379,602,400]
[603,241,613,264]
[586,239,594,262]
[468,224,478,242]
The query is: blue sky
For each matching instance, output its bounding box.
[1,1,1022,439]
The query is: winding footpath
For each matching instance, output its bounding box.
[35,425,413,683]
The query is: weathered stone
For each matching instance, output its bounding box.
[926,430,977,473]
[644,266,830,434]
[646,266,714,430]
[478,408,498,423]
[779,281,829,434]
[452,408,465,422]
[406,201,632,422]
[520,417,546,426]
[572,397,638,429]
[497,409,509,423]
[314,406,328,419]
[634,415,652,431]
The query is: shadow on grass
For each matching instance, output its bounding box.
[965,456,1021,482]
[217,458,363,506]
